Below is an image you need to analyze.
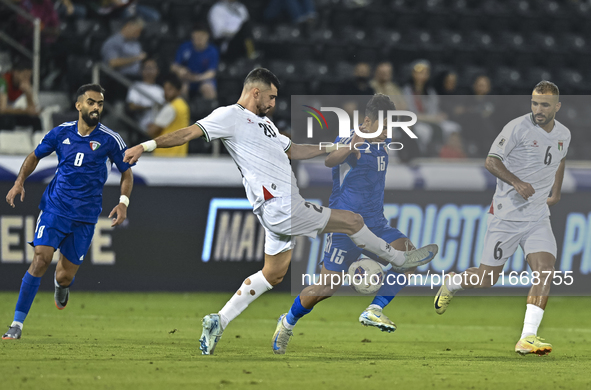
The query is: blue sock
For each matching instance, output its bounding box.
[371,295,394,309]
[14,271,42,324]
[285,296,313,326]
[371,270,407,309]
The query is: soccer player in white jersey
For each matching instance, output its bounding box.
[124,68,438,355]
[434,81,570,356]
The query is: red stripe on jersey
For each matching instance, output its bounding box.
[263,186,274,201]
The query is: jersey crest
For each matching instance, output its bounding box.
[90,141,101,151]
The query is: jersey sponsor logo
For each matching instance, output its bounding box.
[90,141,101,151]
[498,137,506,147]
[246,118,254,124]
[558,141,564,151]
[62,138,71,145]
[532,140,539,147]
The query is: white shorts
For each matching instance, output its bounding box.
[480,214,557,267]
[256,195,331,256]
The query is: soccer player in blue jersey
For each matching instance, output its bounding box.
[2,84,133,340]
[272,94,418,354]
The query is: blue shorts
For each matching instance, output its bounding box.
[31,210,95,265]
[322,225,407,272]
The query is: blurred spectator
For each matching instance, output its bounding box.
[101,17,146,78]
[473,74,491,96]
[434,69,460,119]
[402,60,461,154]
[340,63,375,95]
[208,0,256,61]
[453,74,497,156]
[264,0,316,24]
[55,0,87,19]
[149,74,190,157]
[402,60,440,118]
[434,70,458,95]
[126,58,164,133]
[171,25,218,101]
[16,0,60,45]
[439,132,467,159]
[369,62,407,110]
[0,61,42,131]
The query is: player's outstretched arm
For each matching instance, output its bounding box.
[485,155,535,200]
[124,124,204,164]
[287,143,334,160]
[109,168,134,227]
[547,157,566,207]
[6,151,40,208]
[325,133,363,167]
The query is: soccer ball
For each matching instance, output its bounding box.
[348,257,385,295]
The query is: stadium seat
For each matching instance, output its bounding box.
[32,131,45,147]
[66,57,94,91]
[143,22,171,40]
[268,60,299,81]
[301,61,329,81]
[525,68,553,87]
[282,81,309,96]
[76,20,103,36]
[310,28,335,43]
[273,98,290,120]
[321,42,351,64]
[164,1,202,25]
[52,112,78,128]
[0,130,33,155]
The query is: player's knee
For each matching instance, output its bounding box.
[266,273,284,286]
[534,264,555,276]
[56,270,74,286]
[346,212,364,232]
[30,253,52,274]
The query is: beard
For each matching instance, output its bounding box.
[82,110,100,127]
[534,113,553,126]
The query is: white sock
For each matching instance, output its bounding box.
[218,270,272,329]
[11,321,23,330]
[367,304,382,311]
[282,316,294,330]
[521,304,544,339]
[446,273,464,293]
[348,225,405,266]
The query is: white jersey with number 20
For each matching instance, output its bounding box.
[196,104,299,213]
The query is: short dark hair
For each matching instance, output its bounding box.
[534,80,559,96]
[12,58,32,71]
[192,23,209,34]
[244,68,280,90]
[162,73,182,91]
[365,93,396,122]
[76,84,105,100]
[124,16,145,28]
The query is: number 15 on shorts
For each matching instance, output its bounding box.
[329,249,347,264]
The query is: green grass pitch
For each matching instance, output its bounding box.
[1,292,590,390]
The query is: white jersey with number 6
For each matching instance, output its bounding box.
[488,113,571,222]
[196,104,299,214]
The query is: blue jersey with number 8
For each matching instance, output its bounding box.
[34,121,131,223]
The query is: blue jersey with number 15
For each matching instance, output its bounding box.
[328,131,390,229]
[34,121,131,224]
